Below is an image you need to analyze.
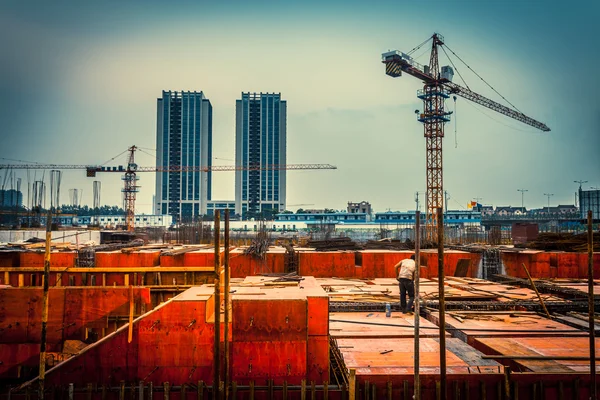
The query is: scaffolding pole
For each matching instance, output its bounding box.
[213,212,221,400]
[437,207,446,398]
[414,211,421,400]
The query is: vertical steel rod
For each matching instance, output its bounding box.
[224,210,230,400]
[521,263,550,318]
[588,210,596,400]
[348,369,356,400]
[414,211,421,400]
[128,285,134,343]
[214,212,221,400]
[39,208,52,399]
[437,207,446,399]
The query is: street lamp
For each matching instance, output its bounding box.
[517,189,528,210]
[543,193,554,215]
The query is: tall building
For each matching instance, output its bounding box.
[155,91,212,221]
[0,190,23,208]
[235,93,287,219]
[579,188,600,220]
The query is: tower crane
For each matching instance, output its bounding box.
[382,33,550,240]
[0,146,337,231]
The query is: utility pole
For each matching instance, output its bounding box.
[517,189,528,210]
[415,191,420,212]
[444,191,449,213]
[543,193,554,215]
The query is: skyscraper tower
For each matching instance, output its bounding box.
[155,90,212,221]
[235,92,287,219]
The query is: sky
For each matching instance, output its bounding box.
[0,0,598,214]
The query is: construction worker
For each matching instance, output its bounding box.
[395,254,416,314]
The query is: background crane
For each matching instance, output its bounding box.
[0,145,337,231]
[382,33,549,240]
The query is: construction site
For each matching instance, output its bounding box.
[0,29,598,400]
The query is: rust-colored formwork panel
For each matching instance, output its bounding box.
[231,341,307,385]
[232,298,307,342]
[427,311,585,346]
[556,252,582,278]
[357,251,414,279]
[474,336,600,374]
[419,251,481,278]
[159,253,185,267]
[0,343,41,379]
[501,251,600,280]
[184,249,220,267]
[266,250,285,274]
[307,336,329,383]
[298,252,356,278]
[0,288,66,344]
[307,295,329,336]
[19,251,76,269]
[62,287,150,338]
[0,252,19,268]
[230,249,262,278]
[95,251,160,268]
[336,337,502,386]
[330,312,446,339]
[137,302,215,384]
[0,287,149,344]
[54,327,140,386]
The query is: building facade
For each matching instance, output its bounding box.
[206,200,236,218]
[235,93,286,219]
[155,91,212,221]
[580,188,600,220]
[347,201,372,215]
[0,190,23,208]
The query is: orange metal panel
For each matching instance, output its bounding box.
[19,251,76,268]
[232,298,307,342]
[298,252,356,278]
[231,341,307,385]
[307,296,329,336]
[0,252,19,268]
[0,343,40,379]
[266,251,285,274]
[337,337,502,385]
[159,254,185,267]
[184,250,218,267]
[307,336,329,383]
[473,337,600,374]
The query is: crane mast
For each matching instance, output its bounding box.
[122,146,140,232]
[382,33,549,240]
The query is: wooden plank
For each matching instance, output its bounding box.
[453,259,470,277]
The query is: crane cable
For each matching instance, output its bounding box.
[442,43,523,114]
[100,148,130,166]
[464,100,539,134]
[406,36,433,56]
[440,45,471,91]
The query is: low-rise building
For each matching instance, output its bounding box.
[374,210,481,226]
[276,212,368,223]
[206,200,236,217]
[347,201,372,215]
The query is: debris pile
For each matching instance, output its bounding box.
[307,237,361,251]
[519,232,600,252]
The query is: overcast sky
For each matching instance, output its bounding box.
[0,0,598,213]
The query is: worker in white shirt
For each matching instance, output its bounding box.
[394,254,416,314]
